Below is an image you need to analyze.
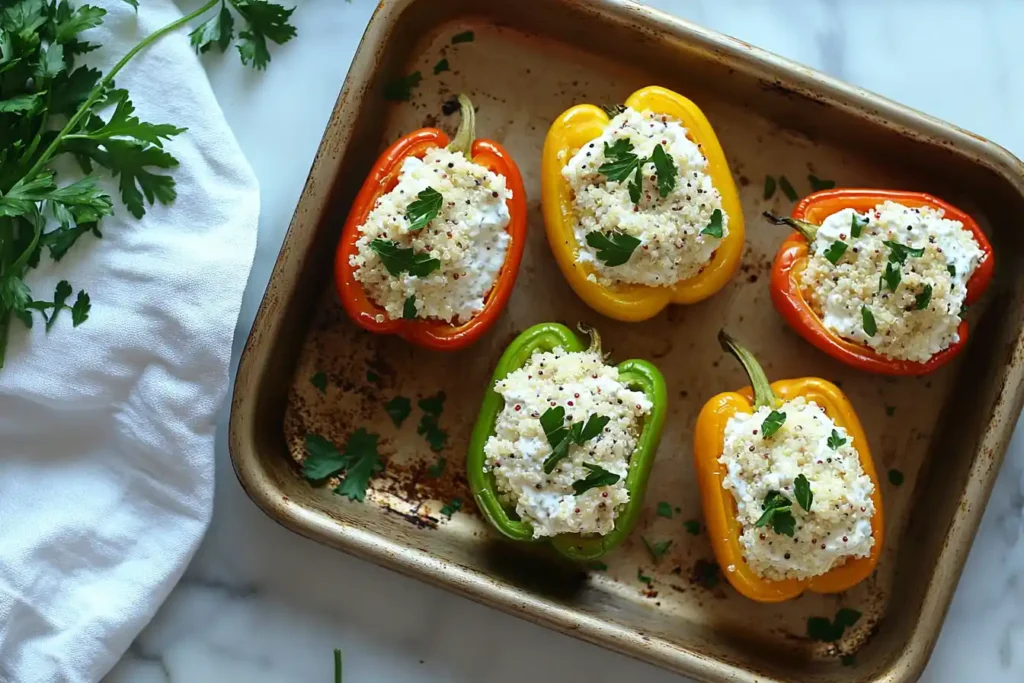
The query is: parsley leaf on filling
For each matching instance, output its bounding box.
[571,462,620,494]
[827,429,846,450]
[370,238,441,277]
[700,208,724,238]
[754,490,796,537]
[915,284,932,310]
[761,409,786,438]
[405,187,443,232]
[540,407,610,474]
[794,473,813,512]
[586,230,641,267]
[861,306,877,336]
[823,240,848,265]
[649,143,677,198]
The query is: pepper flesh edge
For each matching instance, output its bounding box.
[770,189,993,375]
[694,377,884,603]
[541,86,744,322]
[467,323,667,560]
[334,130,528,350]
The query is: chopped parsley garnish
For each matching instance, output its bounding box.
[433,58,449,75]
[851,213,868,238]
[915,284,932,310]
[947,264,956,277]
[302,429,384,502]
[778,175,798,201]
[440,497,462,518]
[808,174,836,191]
[405,187,443,232]
[754,490,796,537]
[366,370,381,386]
[794,474,813,512]
[883,240,925,265]
[888,469,904,486]
[763,175,776,200]
[419,392,445,416]
[426,457,446,478]
[383,71,422,101]
[637,568,653,586]
[597,138,641,182]
[385,396,411,426]
[827,429,846,450]
[650,143,677,197]
[700,208,724,238]
[572,462,620,494]
[589,561,609,571]
[823,240,848,265]
[451,30,474,44]
[310,371,328,394]
[656,501,673,519]
[418,415,447,452]
[761,409,786,438]
[642,536,672,562]
[540,407,609,473]
[683,519,701,535]
[586,230,641,267]
[403,296,417,320]
[807,608,862,642]
[881,261,901,291]
[885,405,896,417]
[71,291,90,327]
[370,239,441,277]
[861,306,877,336]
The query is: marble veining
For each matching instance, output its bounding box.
[104,0,1024,681]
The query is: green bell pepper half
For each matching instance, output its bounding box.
[467,322,667,561]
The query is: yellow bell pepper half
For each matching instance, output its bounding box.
[541,86,745,322]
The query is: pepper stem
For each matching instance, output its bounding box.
[578,323,603,357]
[763,211,818,242]
[718,330,777,409]
[447,94,476,159]
[602,104,626,118]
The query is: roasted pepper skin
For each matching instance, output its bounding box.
[771,189,994,375]
[694,377,885,603]
[334,116,527,350]
[467,323,667,561]
[541,86,744,322]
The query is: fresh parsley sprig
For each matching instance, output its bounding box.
[585,230,640,267]
[571,462,620,494]
[754,490,796,537]
[761,409,786,438]
[540,406,609,473]
[0,0,296,370]
[597,138,677,205]
[700,208,724,238]
[370,239,441,277]
[405,187,442,232]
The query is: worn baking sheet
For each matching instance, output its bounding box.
[229,1,1024,682]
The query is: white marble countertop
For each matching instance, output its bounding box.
[104,1,1024,681]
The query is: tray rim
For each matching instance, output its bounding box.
[229,1,1024,681]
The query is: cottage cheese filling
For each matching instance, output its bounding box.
[350,147,511,323]
[800,201,983,362]
[720,397,876,581]
[561,107,727,287]
[483,347,652,538]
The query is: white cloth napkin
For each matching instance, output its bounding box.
[0,1,259,681]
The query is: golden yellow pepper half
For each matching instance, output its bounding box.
[541,85,745,322]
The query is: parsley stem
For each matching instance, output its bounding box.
[446,93,475,159]
[334,648,343,683]
[23,0,221,184]
[578,323,603,356]
[763,211,818,242]
[718,330,777,409]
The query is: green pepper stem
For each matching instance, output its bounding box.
[718,330,777,409]
[578,323,603,356]
[763,211,818,242]
[447,94,476,158]
[602,104,626,118]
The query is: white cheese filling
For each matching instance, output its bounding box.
[483,347,652,538]
[720,397,876,581]
[801,201,983,362]
[350,147,511,323]
[561,107,727,287]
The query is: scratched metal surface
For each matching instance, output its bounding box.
[230,1,1024,682]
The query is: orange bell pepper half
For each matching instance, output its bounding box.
[541,86,744,322]
[694,331,884,603]
[334,95,527,350]
[768,189,994,375]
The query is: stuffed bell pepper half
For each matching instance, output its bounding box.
[694,331,884,603]
[335,94,527,350]
[468,323,667,561]
[541,86,744,322]
[765,189,994,375]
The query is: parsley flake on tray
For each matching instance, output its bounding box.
[0,0,297,370]
[301,429,384,503]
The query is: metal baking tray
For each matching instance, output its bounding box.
[228,1,1024,681]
